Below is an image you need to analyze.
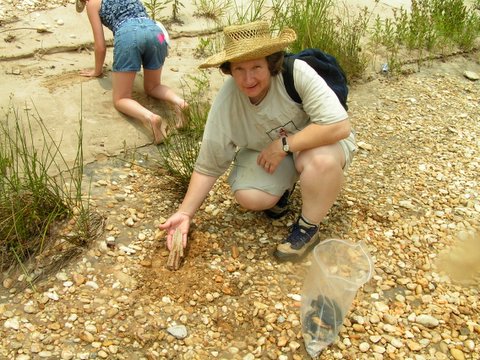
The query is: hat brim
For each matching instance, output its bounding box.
[76,0,86,13]
[199,28,296,69]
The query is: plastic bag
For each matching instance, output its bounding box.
[301,239,373,357]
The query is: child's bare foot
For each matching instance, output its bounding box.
[173,100,189,129]
[150,114,168,144]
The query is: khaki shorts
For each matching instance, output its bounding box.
[228,148,299,197]
[228,136,356,196]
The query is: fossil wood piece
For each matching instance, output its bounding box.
[167,228,184,271]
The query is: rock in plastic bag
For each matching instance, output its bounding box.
[301,239,373,357]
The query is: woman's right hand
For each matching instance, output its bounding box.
[158,212,191,250]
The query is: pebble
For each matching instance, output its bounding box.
[450,348,465,360]
[359,342,370,352]
[4,318,20,330]
[463,70,479,81]
[415,314,439,328]
[167,325,188,339]
[390,338,403,348]
[16,355,30,360]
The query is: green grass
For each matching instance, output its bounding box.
[194,0,232,22]
[156,73,211,189]
[144,0,171,21]
[371,0,480,73]
[192,0,480,79]
[0,99,102,287]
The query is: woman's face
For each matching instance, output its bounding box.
[230,58,271,104]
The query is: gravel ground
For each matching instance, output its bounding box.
[0,60,479,360]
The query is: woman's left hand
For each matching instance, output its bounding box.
[257,138,287,174]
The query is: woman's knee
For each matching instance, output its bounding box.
[299,152,343,175]
[234,189,278,211]
[315,154,341,172]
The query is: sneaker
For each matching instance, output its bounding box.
[274,216,320,262]
[264,184,296,219]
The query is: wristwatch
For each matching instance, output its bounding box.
[281,136,292,154]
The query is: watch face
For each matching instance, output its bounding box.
[282,137,289,152]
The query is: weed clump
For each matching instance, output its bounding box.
[0,101,102,287]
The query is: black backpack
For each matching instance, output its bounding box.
[282,48,349,111]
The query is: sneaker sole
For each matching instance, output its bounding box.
[273,233,320,263]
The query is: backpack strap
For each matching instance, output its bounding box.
[282,55,302,104]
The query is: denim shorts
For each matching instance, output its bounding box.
[113,18,168,72]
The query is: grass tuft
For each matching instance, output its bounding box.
[370,0,480,74]
[272,0,369,80]
[156,73,211,189]
[0,99,103,288]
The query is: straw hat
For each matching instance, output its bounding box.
[76,0,86,13]
[199,21,296,69]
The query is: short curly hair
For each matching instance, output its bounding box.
[219,51,285,76]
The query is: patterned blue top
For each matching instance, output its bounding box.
[99,0,149,34]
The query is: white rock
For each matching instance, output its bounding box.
[358,141,373,150]
[16,355,31,360]
[85,281,99,290]
[55,272,68,281]
[359,342,370,352]
[85,324,98,333]
[383,324,397,333]
[372,344,386,354]
[46,291,59,301]
[370,335,382,343]
[4,317,20,330]
[23,304,37,314]
[391,338,403,348]
[119,245,136,254]
[374,302,389,312]
[167,325,188,339]
[463,70,479,81]
[415,314,439,328]
[287,293,301,301]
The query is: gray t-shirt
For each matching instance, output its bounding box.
[195,59,355,177]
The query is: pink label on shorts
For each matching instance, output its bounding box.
[157,33,165,44]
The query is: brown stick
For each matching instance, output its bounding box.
[167,228,184,271]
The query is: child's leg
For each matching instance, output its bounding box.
[112,71,167,144]
[143,68,189,128]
